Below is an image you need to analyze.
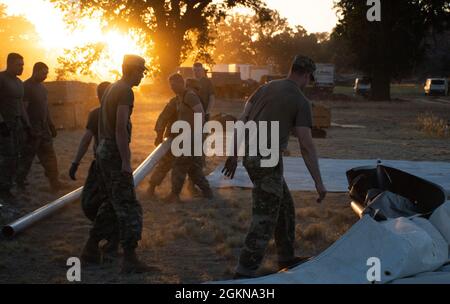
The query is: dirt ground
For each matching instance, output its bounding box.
[0,92,449,283]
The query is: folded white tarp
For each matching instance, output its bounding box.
[213,202,450,284]
[207,158,450,196]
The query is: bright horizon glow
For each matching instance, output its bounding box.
[265,0,338,33]
[0,0,147,81]
[0,0,338,80]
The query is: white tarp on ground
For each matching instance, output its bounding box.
[207,158,450,196]
[213,202,450,284]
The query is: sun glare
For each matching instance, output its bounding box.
[1,0,148,81]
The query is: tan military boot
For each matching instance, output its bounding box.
[120,250,157,274]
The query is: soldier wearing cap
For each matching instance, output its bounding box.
[81,55,155,274]
[222,55,327,279]
[16,62,70,193]
[146,78,203,198]
[0,53,32,204]
[192,63,215,121]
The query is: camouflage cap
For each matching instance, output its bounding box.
[123,54,148,71]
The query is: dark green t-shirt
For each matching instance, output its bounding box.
[0,71,24,122]
[247,79,313,150]
[86,107,100,147]
[98,80,134,142]
[24,78,49,131]
[176,90,202,127]
[198,77,214,111]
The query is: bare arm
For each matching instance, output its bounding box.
[295,126,327,202]
[222,101,253,178]
[72,130,94,164]
[116,105,132,174]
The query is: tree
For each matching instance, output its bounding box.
[55,43,105,80]
[51,0,268,81]
[212,10,334,74]
[333,0,450,100]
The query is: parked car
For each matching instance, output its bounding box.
[424,78,448,96]
[354,77,371,96]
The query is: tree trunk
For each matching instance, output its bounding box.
[153,29,185,84]
[370,66,391,101]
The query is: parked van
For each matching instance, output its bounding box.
[354,77,371,96]
[424,78,448,96]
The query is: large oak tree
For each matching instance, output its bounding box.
[51,0,268,81]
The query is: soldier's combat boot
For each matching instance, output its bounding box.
[162,193,182,204]
[81,237,101,264]
[278,256,311,270]
[103,236,120,255]
[147,183,157,198]
[121,249,156,274]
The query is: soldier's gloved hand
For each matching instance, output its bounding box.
[154,134,163,146]
[0,122,10,138]
[49,124,57,138]
[222,156,238,179]
[69,162,79,181]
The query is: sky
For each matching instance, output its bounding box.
[0,0,339,80]
[265,0,338,33]
[1,0,339,36]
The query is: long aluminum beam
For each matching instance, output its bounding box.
[2,139,172,238]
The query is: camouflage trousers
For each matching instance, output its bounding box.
[149,151,174,186]
[0,120,24,191]
[16,129,59,184]
[237,155,295,276]
[82,160,118,243]
[89,140,142,250]
[81,160,106,221]
[171,155,212,196]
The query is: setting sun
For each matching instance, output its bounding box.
[1,0,148,81]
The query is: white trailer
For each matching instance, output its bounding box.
[314,63,335,91]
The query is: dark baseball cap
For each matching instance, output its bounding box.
[292,55,316,81]
[123,55,148,71]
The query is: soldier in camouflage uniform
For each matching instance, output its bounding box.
[146,96,177,197]
[16,62,70,192]
[163,74,213,204]
[0,53,31,203]
[68,82,119,252]
[81,55,154,274]
[147,78,206,198]
[222,55,327,279]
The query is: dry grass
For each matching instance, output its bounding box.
[417,112,449,138]
[301,223,327,241]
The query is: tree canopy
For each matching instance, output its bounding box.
[51,0,269,80]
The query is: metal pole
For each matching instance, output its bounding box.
[350,201,365,218]
[2,139,172,238]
